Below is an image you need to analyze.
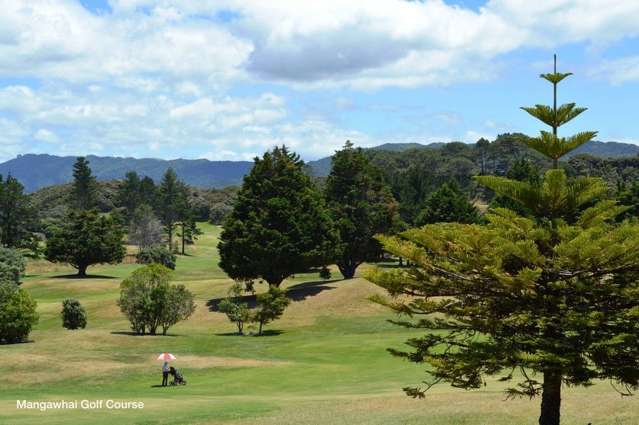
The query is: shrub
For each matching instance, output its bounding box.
[118,264,195,335]
[61,299,87,330]
[0,282,39,343]
[218,283,251,335]
[136,245,176,270]
[160,284,195,335]
[0,247,26,285]
[252,287,290,336]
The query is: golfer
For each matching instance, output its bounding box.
[162,361,170,387]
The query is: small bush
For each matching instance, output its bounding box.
[136,245,176,270]
[319,266,331,280]
[0,282,39,343]
[252,287,290,336]
[0,248,26,285]
[218,284,251,335]
[118,264,195,335]
[61,299,87,330]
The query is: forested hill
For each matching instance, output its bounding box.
[1,139,638,192]
[0,154,253,193]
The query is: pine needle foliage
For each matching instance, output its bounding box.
[368,57,639,425]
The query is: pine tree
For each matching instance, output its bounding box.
[415,180,479,225]
[157,169,188,252]
[117,171,142,220]
[325,141,398,279]
[219,146,338,287]
[0,175,36,249]
[70,157,97,210]
[368,57,639,425]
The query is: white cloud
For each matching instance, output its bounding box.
[590,56,639,84]
[34,128,61,144]
[1,0,639,162]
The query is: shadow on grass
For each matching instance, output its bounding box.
[206,279,339,312]
[50,274,118,280]
[0,339,35,345]
[214,329,284,337]
[110,331,180,337]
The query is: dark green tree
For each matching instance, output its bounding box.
[157,168,188,252]
[117,171,142,220]
[0,174,37,249]
[139,176,158,207]
[45,210,125,277]
[61,299,87,330]
[219,146,338,287]
[325,141,398,279]
[475,137,491,175]
[415,181,479,225]
[368,58,633,425]
[70,157,98,210]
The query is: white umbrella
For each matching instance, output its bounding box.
[157,352,176,361]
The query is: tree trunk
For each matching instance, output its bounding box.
[539,371,561,425]
[258,320,263,336]
[77,264,88,277]
[168,225,173,251]
[338,263,357,279]
[266,276,284,287]
[181,223,186,255]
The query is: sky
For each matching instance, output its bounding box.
[0,0,638,162]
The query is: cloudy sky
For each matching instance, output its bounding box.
[0,0,638,162]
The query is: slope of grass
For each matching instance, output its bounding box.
[1,222,637,424]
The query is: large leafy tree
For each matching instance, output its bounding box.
[368,57,637,425]
[70,157,98,210]
[0,174,36,249]
[219,146,338,287]
[325,141,398,279]
[45,210,125,277]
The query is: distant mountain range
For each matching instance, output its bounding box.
[1,140,638,192]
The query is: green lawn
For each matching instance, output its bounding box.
[1,223,637,424]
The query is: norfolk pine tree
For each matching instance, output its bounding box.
[368,56,639,425]
[70,157,98,210]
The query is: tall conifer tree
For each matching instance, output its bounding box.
[369,57,639,425]
[70,157,97,210]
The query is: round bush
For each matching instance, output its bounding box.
[61,299,87,330]
[0,282,39,344]
[136,245,176,270]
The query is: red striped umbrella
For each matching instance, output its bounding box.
[157,352,176,361]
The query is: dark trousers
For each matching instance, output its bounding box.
[162,371,169,386]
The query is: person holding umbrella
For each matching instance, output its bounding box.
[158,353,176,387]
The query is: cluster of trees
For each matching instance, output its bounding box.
[44,158,125,277]
[218,141,486,289]
[218,284,290,336]
[119,169,202,254]
[118,264,195,335]
[368,57,639,425]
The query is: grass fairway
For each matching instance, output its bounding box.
[1,223,637,425]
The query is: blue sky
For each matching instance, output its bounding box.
[1,0,638,162]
